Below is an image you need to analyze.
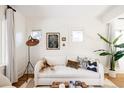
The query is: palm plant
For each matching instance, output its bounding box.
[94,33,124,71]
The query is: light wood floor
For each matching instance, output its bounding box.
[12,74,124,88]
[105,73,124,88]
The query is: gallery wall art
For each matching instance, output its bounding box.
[46,32,60,50]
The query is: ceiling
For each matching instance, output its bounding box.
[13,5,112,17]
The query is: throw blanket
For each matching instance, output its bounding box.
[40,60,55,72]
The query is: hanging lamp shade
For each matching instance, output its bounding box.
[26,36,39,46]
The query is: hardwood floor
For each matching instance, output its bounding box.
[12,74,124,88]
[105,74,124,88]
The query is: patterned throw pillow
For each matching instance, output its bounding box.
[77,56,88,69]
[87,61,97,72]
[66,60,80,69]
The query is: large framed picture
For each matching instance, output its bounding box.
[46,32,60,50]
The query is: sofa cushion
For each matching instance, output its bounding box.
[66,60,80,69]
[38,65,99,79]
[45,56,67,65]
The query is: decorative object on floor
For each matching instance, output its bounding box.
[81,82,89,88]
[46,32,60,50]
[20,78,118,88]
[94,33,124,78]
[51,81,88,88]
[62,37,66,41]
[51,81,61,88]
[59,83,65,88]
[24,36,39,80]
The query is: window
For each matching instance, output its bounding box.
[72,31,83,42]
[31,31,42,40]
[114,30,124,70]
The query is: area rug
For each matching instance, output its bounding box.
[20,78,118,88]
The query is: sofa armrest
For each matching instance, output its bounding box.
[98,63,104,86]
[34,58,45,74]
[0,73,12,87]
[97,63,104,85]
[34,58,45,86]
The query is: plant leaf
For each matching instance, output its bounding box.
[114,54,124,61]
[114,50,124,56]
[115,43,124,48]
[94,49,106,52]
[99,52,112,56]
[97,33,111,44]
[113,34,122,44]
[114,50,124,61]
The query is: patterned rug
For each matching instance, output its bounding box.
[20,78,118,88]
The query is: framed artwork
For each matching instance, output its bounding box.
[46,32,60,50]
[62,37,66,41]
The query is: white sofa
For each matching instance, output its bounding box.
[34,56,104,86]
[0,73,15,88]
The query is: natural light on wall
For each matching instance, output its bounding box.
[31,30,42,40]
[72,31,83,42]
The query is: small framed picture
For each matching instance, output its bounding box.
[46,32,60,50]
[62,37,66,41]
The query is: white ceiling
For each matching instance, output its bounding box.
[13,5,111,17]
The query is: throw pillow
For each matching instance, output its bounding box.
[77,56,88,69]
[66,60,80,69]
[87,61,97,72]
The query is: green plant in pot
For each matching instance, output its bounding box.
[95,33,124,78]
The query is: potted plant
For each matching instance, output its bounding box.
[94,33,124,78]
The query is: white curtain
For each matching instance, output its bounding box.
[0,6,2,65]
[5,8,17,83]
[0,6,5,65]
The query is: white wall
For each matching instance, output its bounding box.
[14,11,27,77]
[101,6,124,23]
[27,16,108,67]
